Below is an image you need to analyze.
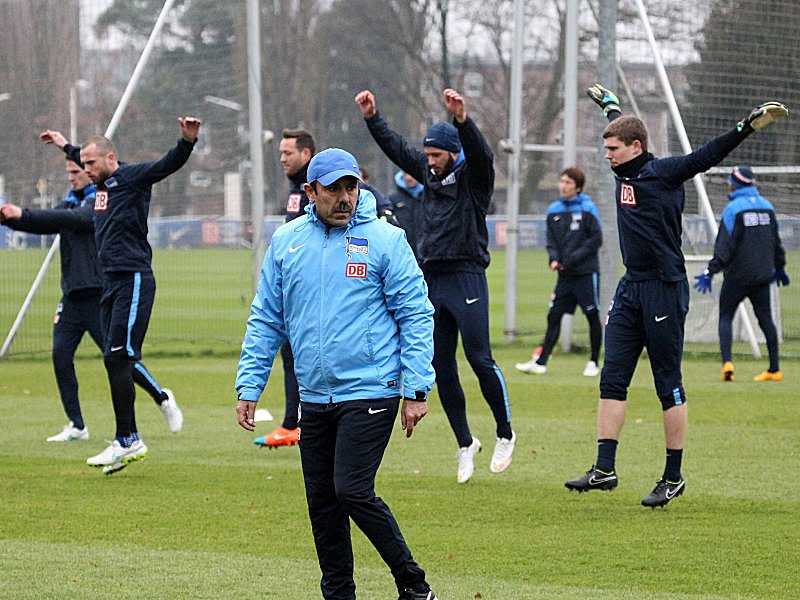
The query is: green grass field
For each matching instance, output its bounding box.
[1,249,799,599]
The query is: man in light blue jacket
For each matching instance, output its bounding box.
[236,148,438,600]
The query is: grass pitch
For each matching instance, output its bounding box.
[1,249,799,598]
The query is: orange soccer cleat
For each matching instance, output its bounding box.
[722,361,735,382]
[753,370,782,382]
[254,426,300,448]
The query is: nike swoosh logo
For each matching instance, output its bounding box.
[665,481,684,499]
[272,433,294,440]
[110,345,125,352]
[466,298,479,304]
[655,316,668,322]
[588,475,616,485]
[368,408,388,414]
[288,243,307,253]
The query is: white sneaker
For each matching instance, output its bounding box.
[516,359,547,374]
[456,437,481,484]
[159,389,183,433]
[490,431,516,473]
[87,439,148,474]
[583,361,600,377]
[46,421,89,442]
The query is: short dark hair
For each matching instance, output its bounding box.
[83,134,116,155]
[281,128,316,156]
[603,115,649,153]
[560,166,585,191]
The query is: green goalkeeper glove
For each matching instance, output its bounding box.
[737,101,789,133]
[587,84,621,117]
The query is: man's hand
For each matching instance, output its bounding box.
[0,203,21,222]
[236,399,257,431]
[738,102,788,133]
[774,267,791,287]
[401,399,428,438]
[179,117,202,142]
[355,90,377,119]
[693,270,713,294]
[587,84,621,117]
[443,88,466,123]
[549,260,561,271]
[39,130,68,149]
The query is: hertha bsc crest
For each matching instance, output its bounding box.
[620,183,636,206]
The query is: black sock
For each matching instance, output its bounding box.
[596,439,618,473]
[664,448,683,481]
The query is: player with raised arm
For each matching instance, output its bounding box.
[0,150,182,441]
[42,117,201,473]
[356,88,515,484]
[565,85,787,507]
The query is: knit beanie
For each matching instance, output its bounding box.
[424,122,461,153]
[728,165,755,190]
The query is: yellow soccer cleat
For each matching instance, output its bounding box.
[753,370,782,382]
[722,361,735,382]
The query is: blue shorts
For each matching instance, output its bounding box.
[100,271,155,361]
[600,277,689,401]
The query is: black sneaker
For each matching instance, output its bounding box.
[565,465,618,492]
[398,587,437,600]
[641,478,685,508]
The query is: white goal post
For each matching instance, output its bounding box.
[684,255,782,357]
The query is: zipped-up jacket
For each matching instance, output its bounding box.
[236,190,435,404]
[365,113,494,272]
[65,138,195,272]
[4,186,103,297]
[609,126,751,281]
[545,192,602,277]
[708,186,786,285]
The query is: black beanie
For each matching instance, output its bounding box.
[424,122,461,153]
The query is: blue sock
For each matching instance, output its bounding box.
[116,432,140,448]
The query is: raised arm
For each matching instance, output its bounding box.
[587,84,622,122]
[356,90,428,182]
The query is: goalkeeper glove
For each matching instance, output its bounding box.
[737,101,789,133]
[693,269,713,294]
[587,84,621,117]
[774,267,791,287]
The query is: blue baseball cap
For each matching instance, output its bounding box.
[307,148,363,186]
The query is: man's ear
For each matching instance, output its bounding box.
[303,182,316,199]
[301,148,312,163]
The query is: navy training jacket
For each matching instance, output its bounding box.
[545,192,602,277]
[66,138,195,273]
[609,125,751,282]
[3,185,103,297]
[708,186,786,285]
[284,163,310,223]
[365,113,494,273]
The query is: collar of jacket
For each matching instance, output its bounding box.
[289,162,310,189]
[612,151,653,179]
[728,185,761,202]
